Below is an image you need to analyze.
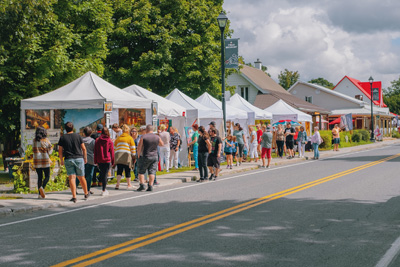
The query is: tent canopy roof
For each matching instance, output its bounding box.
[227,93,272,119]
[21,71,151,110]
[123,85,186,117]
[195,92,248,120]
[166,89,222,119]
[264,99,312,122]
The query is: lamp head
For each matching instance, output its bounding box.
[369,76,374,84]
[217,12,228,30]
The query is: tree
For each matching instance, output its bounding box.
[278,69,300,90]
[383,76,400,115]
[0,0,113,150]
[308,78,334,89]
[104,0,228,98]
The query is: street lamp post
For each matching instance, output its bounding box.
[369,76,375,142]
[217,12,228,135]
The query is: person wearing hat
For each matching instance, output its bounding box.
[208,121,219,137]
[260,125,273,168]
[91,124,103,140]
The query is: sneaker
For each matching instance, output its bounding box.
[213,176,218,181]
[133,178,139,182]
[153,181,160,185]
[197,178,205,183]
[236,163,239,166]
[70,198,77,203]
[226,165,229,169]
[89,191,94,195]
[266,165,270,169]
[146,185,153,191]
[38,195,42,199]
[115,186,119,190]
[84,193,90,200]
[230,165,232,169]
[39,187,45,199]
[137,184,146,192]
[208,174,214,181]
[101,190,109,196]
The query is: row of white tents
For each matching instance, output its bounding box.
[20,71,312,165]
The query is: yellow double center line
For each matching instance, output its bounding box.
[54,153,400,267]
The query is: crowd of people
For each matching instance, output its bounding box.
[31,120,331,202]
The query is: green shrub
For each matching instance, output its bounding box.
[351,132,362,142]
[340,131,352,143]
[392,131,400,139]
[318,130,332,149]
[358,129,370,141]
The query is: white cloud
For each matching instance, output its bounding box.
[223,0,400,88]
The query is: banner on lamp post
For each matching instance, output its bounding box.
[225,38,239,69]
[372,88,379,101]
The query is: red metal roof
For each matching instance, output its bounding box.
[333,76,387,107]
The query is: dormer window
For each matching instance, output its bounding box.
[355,95,363,101]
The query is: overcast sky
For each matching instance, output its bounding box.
[223,0,400,89]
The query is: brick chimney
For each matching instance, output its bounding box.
[254,58,262,70]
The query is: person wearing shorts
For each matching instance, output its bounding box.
[207,129,222,181]
[233,123,246,165]
[137,125,164,192]
[261,125,273,168]
[332,124,341,151]
[58,121,89,203]
[284,123,295,159]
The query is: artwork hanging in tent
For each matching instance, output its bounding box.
[118,109,146,127]
[54,109,105,134]
[158,119,172,130]
[184,127,194,146]
[255,119,272,126]
[25,110,50,129]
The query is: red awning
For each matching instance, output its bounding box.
[329,117,355,125]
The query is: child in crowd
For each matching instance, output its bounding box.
[232,136,238,166]
[224,135,234,169]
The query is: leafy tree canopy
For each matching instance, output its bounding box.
[308,77,334,89]
[383,76,400,115]
[278,69,300,90]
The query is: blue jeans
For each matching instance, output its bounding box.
[313,143,319,159]
[193,145,199,169]
[76,163,95,191]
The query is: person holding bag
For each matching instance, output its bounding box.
[32,126,53,199]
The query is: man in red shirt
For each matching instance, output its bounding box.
[256,124,263,161]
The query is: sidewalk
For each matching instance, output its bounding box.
[1,138,399,217]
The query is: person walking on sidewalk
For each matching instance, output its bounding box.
[332,124,341,151]
[189,124,199,171]
[94,127,115,196]
[32,126,53,199]
[169,127,181,169]
[158,124,170,172]
[256,124,263,161]
[297,126,308,158]
[260,125,273,168]
[81,127,95,195]
[311,126,322,160]
[284,123,295,159]
[207,129,222,181]
[197,126,211,182]
[276,124,285,158]
[137,125,164,192]
[112,123,123,139]
[58,122,89,203]
[114,124,136,190]
[233,123,246,166]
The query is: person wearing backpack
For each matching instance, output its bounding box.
[311,126,322,160]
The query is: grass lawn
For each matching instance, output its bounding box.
[0,172,12,185]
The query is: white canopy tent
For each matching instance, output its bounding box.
[21,72,152,110]
[20,71,152,146]
[227,93,272,125]
[123,84,189,166]
[264,99,312,122]
[196,92,248,136]
[166,88,223,128]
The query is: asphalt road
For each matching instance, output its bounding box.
[1,145,400,267]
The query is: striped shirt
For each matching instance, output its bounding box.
[32,138,53,168]
[114,133,136,167]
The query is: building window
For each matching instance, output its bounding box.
[305,96,313,103]
[240,86,249,101]
[355,95,363,101]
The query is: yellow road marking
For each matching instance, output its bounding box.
[53,153,400,267]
